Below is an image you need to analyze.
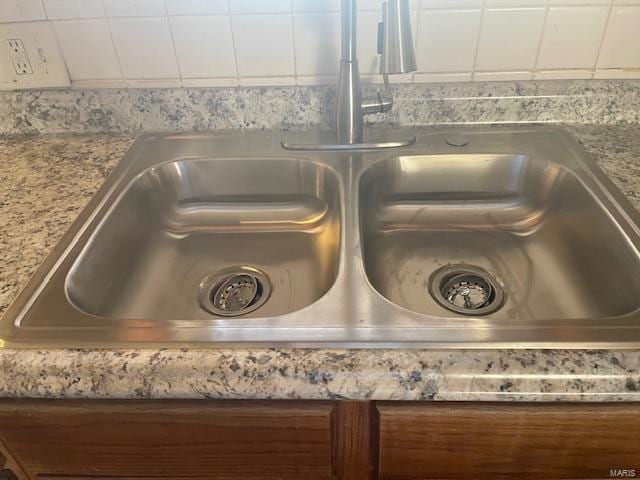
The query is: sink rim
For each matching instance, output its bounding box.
[4,126,640,348]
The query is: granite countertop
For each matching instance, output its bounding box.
[0,126,639,401]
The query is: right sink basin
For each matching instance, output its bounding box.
[359,152,640,320]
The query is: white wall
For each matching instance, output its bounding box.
[0,0,639,89]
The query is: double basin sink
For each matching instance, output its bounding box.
[3,126,640,347]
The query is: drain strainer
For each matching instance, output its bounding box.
[428,264,505,316]
[198,266,272,317]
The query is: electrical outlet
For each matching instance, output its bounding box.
[6,39,34,75]
[0,22,70,90]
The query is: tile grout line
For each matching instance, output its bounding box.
[162,0,183,86]
[39,0,48,19]
[102,0,126,85]
[227,0,241,85]
[45,2,72,85]
[532,0,552,78]
[592,0,615,75]
[470,0,488,81]
[289,0,299,85]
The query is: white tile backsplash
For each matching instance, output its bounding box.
[358,0,419,9]
[232,14,295,77]
[239,75,296,85]
[597,6,640,69]
[421,0,481,8]
[356,10,383,74]
[109,17,178,79]
[484,0,546,6]
[594,69,640,79]
[170,16,236,78]
[474,71,534,81]
[43,0,105,19]
[228,0,292,14]
[293,0,340,12]
[549,0,609,4]
[476,8,545,71]
[0,0,46,23]
[416,9,482,73]
[293,12,340,76]
[414,72,473,82]
[165,0,228,15]
[104,0,166,17]
[295,74,338,85]
[534,69,595,80]
[0,0,638,89]
[53,19,120,79]
[537,6,609,69]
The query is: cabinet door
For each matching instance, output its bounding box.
[0,436,27,480]
[0,400,334,480]
[378,402,640,480]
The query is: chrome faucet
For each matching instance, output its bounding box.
[335,0,417,144]
[282,0,417,151]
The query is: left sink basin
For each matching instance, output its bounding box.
[1,132,344,346]
[67,157,341,320]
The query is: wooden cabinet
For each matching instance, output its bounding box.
[377,403,640,480]
[0,400,639,480]
[0,400,338,480]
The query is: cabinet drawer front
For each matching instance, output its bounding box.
[0,400,334,480]
[378,403,640,480]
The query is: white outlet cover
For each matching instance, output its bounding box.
[0,22,70,90]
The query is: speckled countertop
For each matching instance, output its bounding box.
[1,126,639,400]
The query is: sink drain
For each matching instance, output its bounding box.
[198,266,272,317]
[428,264,505,316]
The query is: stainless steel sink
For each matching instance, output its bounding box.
[3,126,640,348]
[67,157,340,320]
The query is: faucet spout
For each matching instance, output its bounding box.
[333,0,417,145]
[380,0,417,75]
